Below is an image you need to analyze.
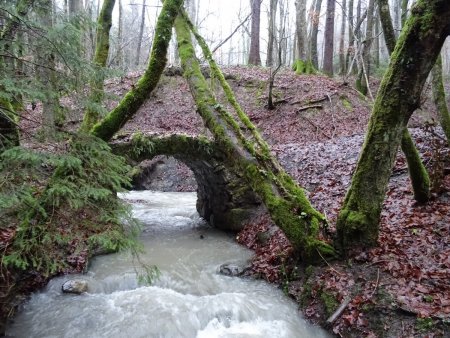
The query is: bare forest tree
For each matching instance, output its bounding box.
[248,0,261,65]
[295,0,307,61]
[135,0,146,67]
[310,0,323,69]
[338,0,346,74]
[266,0,277,67]
[323,0,335,75]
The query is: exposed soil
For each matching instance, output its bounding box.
[13,66,450,337]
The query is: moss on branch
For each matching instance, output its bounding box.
[90,0,184,141]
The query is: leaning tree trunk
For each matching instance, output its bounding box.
[80,0,116,132]
[176,11,335,262]
[431,55,450,145]
[90,0,184,141]
[378,0,430,203]
[336,0,450,252]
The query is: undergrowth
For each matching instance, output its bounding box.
[0,133,143,277]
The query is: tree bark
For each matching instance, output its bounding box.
[176,12,335,262]
[90,0,184,141]
[323,0,335,76]
[266,0,277,67]
[336,0,450,252]
[431,55,450,144]
[378,0,430,204]
[310,0,323,69]
[248,0,261,65]
[80,0,116,132]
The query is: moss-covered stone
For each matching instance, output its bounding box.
[292,59,317,75]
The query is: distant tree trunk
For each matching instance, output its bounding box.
[295,0,307,61]
[0,0,36,151]
[401,0,409,27]
[356,0,375,95]
[432,55,450,144]
[91,0,184,141]
[374,16,380,68]
[345,0,353,72]
[37,0,63,138]
[266,0,277,67]
[323,0,335,76]
[80,0,115,132]
[69,0,82,16]
[135,0,146,67]
[116,0,123,69]
[336,0,450,252]
[393,0,400,37]
[176,11,335,262]
[378,0,430,204]
[248,0,261,65]
[338,0,346,74]
[310,0,322,69]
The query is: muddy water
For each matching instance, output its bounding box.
[6,191,329,338]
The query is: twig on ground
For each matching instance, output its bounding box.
[299,115,332,140]
[370,268,380,298]
[296,104,323,112]
[326,296,352,325]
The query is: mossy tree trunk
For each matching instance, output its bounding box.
[176,12,334,262]
[336,0,450,252]
[378,0,430,203]
[431,55,450,145]
[90,0,184,141]
[80,0,116,132]
[0,98,20,152]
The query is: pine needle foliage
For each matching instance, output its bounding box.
[0,133,141,276]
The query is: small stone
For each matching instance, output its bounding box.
[219,263,248,277]
[62,279,88,294]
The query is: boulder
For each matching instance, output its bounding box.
[218,263,249,277]
[62,279,88,294]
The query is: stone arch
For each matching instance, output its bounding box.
[111,133,261,231]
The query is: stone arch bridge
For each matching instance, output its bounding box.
[111,133,262,231]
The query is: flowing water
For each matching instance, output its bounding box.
[6,191,329,338]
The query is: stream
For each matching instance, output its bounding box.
[6,191,329,338]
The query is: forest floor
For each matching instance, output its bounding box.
[18,66,450,337]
